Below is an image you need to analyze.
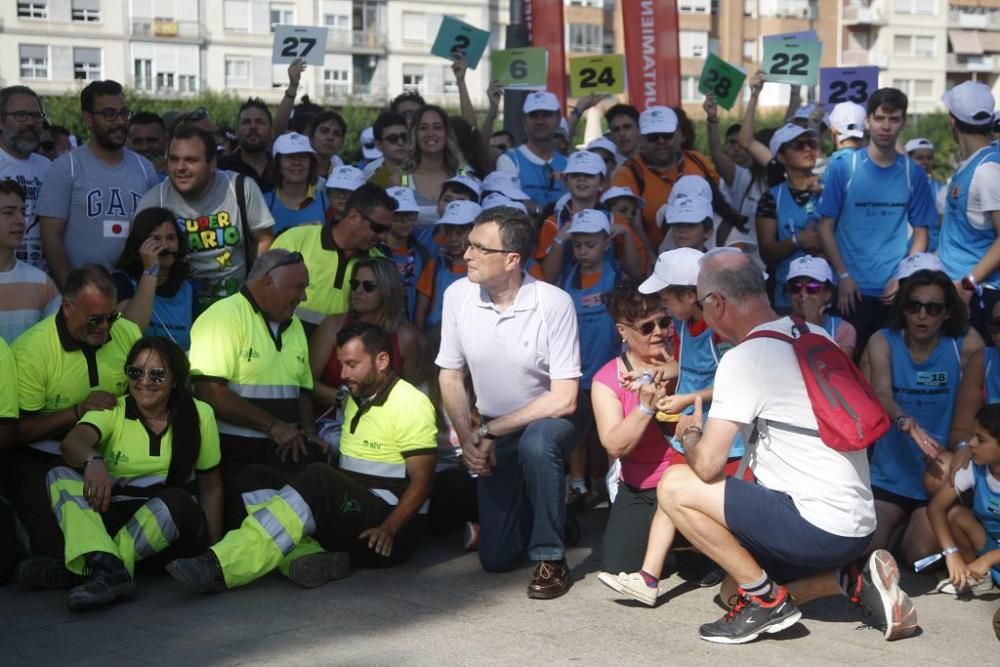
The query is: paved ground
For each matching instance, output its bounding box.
[1,508,997,665]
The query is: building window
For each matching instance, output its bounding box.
[156,72,176,91]
[679,0,710,12]
[19,45,48,79]
[179,75,197,93]
[225,58,251,87]
[681,76,704,102]
[680,30,708,59]
[224,0,250,32]
[323,69,349,98]
[270,3,295,31]
[743,39,756,60]
[324,13,349,29]
[893,78,934,99]
[895,0,935,15]
[134,58,153,91]
[74,48,102,81]
[400,12,444,44]
[402,64,426,94]
[443,67,459,94]
[743,0,755,16]
[567,0,604,7]
[894,34,934,57]
[71,0,100,22]
[17,1,47,19]
[568,24,603,52]
[757,0,813,19]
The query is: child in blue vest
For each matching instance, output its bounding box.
[655,175,715,254]
[415,175,482,256]
[785,256,857,358]
[414,200,482,334]
[385,186,431,324]
[927,403,1000,595]
[560,209,623,500]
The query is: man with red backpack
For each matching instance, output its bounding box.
[656,248,918,645]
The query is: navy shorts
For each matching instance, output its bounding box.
[724,478,872,584]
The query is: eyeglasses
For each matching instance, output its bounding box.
[355,209,390,235]
[265,251,304,275]
[1,110,45,123]
[646,132,676,143]
[787,138,819,152]
[902,299,946,317]
[625,315,671,336]
[91,107,132,122]
[988,319,1000,335]
[380,132,407,145]
[695,292,719,310]
[126,366,168,385]
[463,240,510,255]
[83,311,122,328]
[350,279,377,293]
[787,281,825,295]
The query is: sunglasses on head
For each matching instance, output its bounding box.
[902,299,946,317]
[988,319,1000,335]
[350,279,377,293]
[126,366,168,385]
[787,281,825,295]
[380,132,407,145]
[627,315,671,336]
[84,311,121,328]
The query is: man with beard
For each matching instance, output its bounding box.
[136,125,274,313]
[218,98,275,194]
[167,320,436,592]
[126,112,167,180]
[495,91,568,213]
[36,81,159,289]
[0,85,51,271]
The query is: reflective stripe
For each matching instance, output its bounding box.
[47,466,83,485]
[339,453,406,478]
[295,307,325,325]
[52,488,90,523]
[278,485,316,535]
[241,489,278,508]
[252,507,295,555]
[368,488,430,514]
[30,439,61,455]
[228,384,301,400]
[125,516,154,559]
[145,497,180,544]
[115,474,167,488]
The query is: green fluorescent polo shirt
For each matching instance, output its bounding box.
[0,338,17,422]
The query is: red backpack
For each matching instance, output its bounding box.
[743,316,889,452]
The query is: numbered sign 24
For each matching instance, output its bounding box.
[569,55,624,97]
[272,25,328,66]
[820,66,879,108]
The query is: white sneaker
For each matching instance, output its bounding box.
[597,571,669,606]
[934,577,995,595]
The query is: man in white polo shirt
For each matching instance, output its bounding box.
[437,206,581,599]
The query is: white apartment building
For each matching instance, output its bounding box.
[0,0,511,107]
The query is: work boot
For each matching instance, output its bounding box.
[166,551,227,593]
[66,552,135,612]
[15,557,84,590]
[286,551,351,589]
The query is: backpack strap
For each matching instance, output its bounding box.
[235,173,252,270]
[624,159,646,198]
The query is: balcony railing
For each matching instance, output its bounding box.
[131,18,203,40]
[843,4,886,26]
[948,9,1000,30]
[947,52,996,72]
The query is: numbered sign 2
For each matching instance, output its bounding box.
[697,53,746,110]
[272,25,328,66]
[430,16,490,69]
[820,66,879,108]
[761,35,822,86]
[491,47,548,89]
[569,55,624,97]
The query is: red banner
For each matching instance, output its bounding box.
[524,0,567,110]
[622,0,681,110]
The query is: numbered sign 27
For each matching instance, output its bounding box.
[272,25,328,66]
[569,55,624,97]
[820,66,879,108]
[430,16,490,69]
[761,35,822,86]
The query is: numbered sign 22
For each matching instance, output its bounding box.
[272,25,328,66]
[491,47,547,89]
[761,36,822,86]
[430,16,490,70]
[820,66,879,108]
[697,53,746,110]
[569,55,624,97]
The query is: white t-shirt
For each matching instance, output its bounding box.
[0,147,51,269]
[954,463,1000,495]
[435,274,581,418]
[709,317,876,538]
[942,145,1000,230]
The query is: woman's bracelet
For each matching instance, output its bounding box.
[636,403,656,417]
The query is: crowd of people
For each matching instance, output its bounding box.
[1,57,999,646]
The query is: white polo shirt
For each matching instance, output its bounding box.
[436,273,581,418]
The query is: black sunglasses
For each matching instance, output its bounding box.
[355,209,390,234]
[84,311,121,328]
[787,137,819,152]
[626,315,671,336]
[126,366,168,385]
[380,132,407,145]
[788,281,824,295]
[350,279,377,293]
[265,251,304,275]
[902,299,946,317]
[646,132,675,143]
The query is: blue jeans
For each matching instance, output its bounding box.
[477,417,577,572]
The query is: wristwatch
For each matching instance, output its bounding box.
[478,422,494,440]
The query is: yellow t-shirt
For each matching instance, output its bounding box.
[0,338,17,421]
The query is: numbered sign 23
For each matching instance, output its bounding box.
[697,53,746,110]
[820,66,879,108]
[430,16,490,69]
[761,36,822,86]
[491,47,548,88]
[272,25,328,66]
[569,55,624,97]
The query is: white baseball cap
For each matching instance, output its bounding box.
[639,247,705,294]
[272,132,315,156]
[768,123,817,156]
[568,209,611,235]
[586,136,618,157]
[386,186,420,214]
[437,200,482,226]
[360,127,382,161]
[895,252,946,281]
[904,137,935,154]
[556,117,570,137]
[787,256,834,284]
[326,165,366,192]
[564,150,606,176]
[482,171,530,201]
[639,106,678,135]
[600,186,645,208]
[942,81,995,126]
[523,91,561,114]
[443,174,482,200]
[829,102,866,140]
[791,104,830,128]
[659,175,713,226]
[480,192,528,214]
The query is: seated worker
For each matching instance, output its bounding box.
[927,403,1000,596]
[383,186,430,323]
[10,265,141,587]
[40,337,222,611]
[656,176,714,253]
[784,256,857,358]
[415,200,482,334]
[187,250,321,528]
[166,322,437,592]
[271,183,396,335]
[324,166,367,224]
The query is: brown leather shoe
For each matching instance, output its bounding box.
[527,559,570,599]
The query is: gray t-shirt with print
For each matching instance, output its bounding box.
[0,147,50,270]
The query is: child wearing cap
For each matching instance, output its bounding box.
[785,256,857,358]
[413,175,483,256]
[656,175,715,254]
[385,186,432,323]
[904,138,945,252]
[325,165,367,223]
[414,200,482,333]
[264,132,330,236]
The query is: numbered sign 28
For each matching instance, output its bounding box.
[820,66,879,108]
[697,53,746,110]
[430,16,490,69]
[761,36,822,86]
[491,47,547,89]
[272,25,328,66]
[569,55,625,97]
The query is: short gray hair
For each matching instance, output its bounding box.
[699,250,766,304]
[248,248,300,281]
